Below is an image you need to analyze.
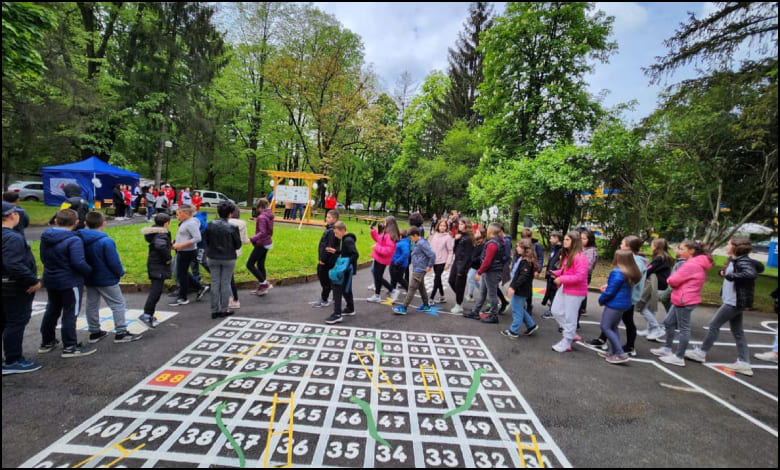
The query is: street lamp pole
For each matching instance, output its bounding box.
[164,140,172,182]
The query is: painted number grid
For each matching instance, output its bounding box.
[22,318,570,468]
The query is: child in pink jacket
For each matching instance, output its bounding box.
[367,216,400,303]
[651,240,713,366]
[550,231,589,352]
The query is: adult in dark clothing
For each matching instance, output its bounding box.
[2,191,29,236]
[48,183,89,230]
[2,202,42,374]
[112,184,126,219]
[140,213,172,328]
[542,232,563,317]
[204,202,242,318]
[448,217,475,314]
[325,221,359,324]
[313,210,339,308]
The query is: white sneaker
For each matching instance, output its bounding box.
[659,354,685,367]
[724,360,754,376]
[650,346,673,357]
[367,284,375,291]
[636,329,649,337]
[451,304,464,314]
[754,351,779,364]
[437,296,447,304]
[646,327,666,341]
[466,295,475,302]
[390,289,400,302]
[552,340,572,353]
[684,348,707,363]
[367,294,381,303]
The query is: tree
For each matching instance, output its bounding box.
[473,2,615,238]
[646,2,778,83]
[431,2,493,139]
[2,2,57,83]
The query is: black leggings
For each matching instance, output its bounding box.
[542,277,557,306]
[432,264,446,297]
[373,262,393,295]
[449,270,467,305]
[390,264,409,291]
[246,245,268,283]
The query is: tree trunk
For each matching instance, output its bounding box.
[155,120,167,187]
[509,198,520,240]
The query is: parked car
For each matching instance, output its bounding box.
[195,190,234,207]
[752,240,774,254]
[348,203,364,210]
[8,181,45,201]
[336,202,345,210]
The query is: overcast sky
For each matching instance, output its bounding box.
[312,2,725,123]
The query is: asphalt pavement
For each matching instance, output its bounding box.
[2,267,778,467]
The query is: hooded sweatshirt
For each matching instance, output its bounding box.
[667,254,713,306]
[79,228,125,287]
[40,228,92,289]
[142,226,172,280]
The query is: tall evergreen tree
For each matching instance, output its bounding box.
[431,2,493,139]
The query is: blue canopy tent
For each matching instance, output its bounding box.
[41,156,140,206]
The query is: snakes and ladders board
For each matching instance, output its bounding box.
[22,318,570,468]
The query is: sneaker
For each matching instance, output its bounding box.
[167,290,181,298]
[650,346,673,357]
[588,338,608,350]
[88,330,108,344]
[367,284,375,291]
[61,344,97,358]
[211,311,224,319]
[393,306,408,315]
[390,289,400,302]
[367,294,382,303]
[463,311,481,320]
[723,360,754,377]
[222,310,234,317]
[451,304,464,314]
[637,329,649,337]
[342,308,356,316]
[139,314,156,329]
[684,348,707,363]
[466,295,475,302]
[38,340,60,354]
[501,329,519,339]
[623,346,637,357]
[114,332,143,343]
[523,324,540,336]
[481,315,498,324]
[196,285,210,301]
[228,298,241,309]
[659,354,685,367]
[311,299,325,308]
[754,351,779,364]
[169,298,189,306]
[646,327,666,341]
[325,313,343,324]
[542,310,554,319]
[498,303,508,315]
[606,353,630,364]
[438,296,447,304]
[2,358,42,375]
[552,340,572,353]
[416,304,433,312]
[573,335,583,343]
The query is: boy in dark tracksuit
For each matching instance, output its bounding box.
[141,213,173,328]
[2,202,42,374]
[325,221,359,324]
[39,209,95,358]
[313,210,339,308]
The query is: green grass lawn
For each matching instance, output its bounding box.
[28,214,380,289]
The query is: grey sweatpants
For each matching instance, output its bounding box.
[210,258,236,314]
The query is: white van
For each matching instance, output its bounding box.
[195,190,234,207]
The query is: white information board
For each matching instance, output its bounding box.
[275,186,310,204]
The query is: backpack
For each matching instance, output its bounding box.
[329,257,353,291]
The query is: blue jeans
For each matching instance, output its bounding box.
[600,306,625,355]
[209,258,236,314]
[467,268,478,298]
[510,295,535,334]
[664,304,696,358]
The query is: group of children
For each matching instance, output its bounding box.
[3,197,778,375]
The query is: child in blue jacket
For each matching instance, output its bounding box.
[393,227,435,315]
[80,212,143,344]
[389,229,410,302]
[598,249,641,365]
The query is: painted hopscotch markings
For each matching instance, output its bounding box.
[32,301,178,333]
[22,318,570,468]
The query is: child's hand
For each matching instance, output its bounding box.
[553,277,562,287]
[326,247,336,253]
[507,287,514,296]
[426,267,432,273]
[599,284,607,292]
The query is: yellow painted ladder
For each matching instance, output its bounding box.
[515,431,544,468]
[353,347,397,393]
[263,392,295,468]
[419,364,444,401]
